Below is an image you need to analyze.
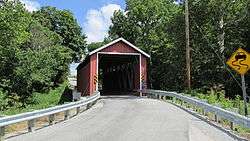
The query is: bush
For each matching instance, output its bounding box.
[0,89,8,111]
[184,89,250,116]
[0,83,67,115]
[0,1,76,109]
[206,93,217,104]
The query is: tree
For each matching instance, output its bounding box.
[22,21,72,90]
[109,0,185,90]
[0,0,31,91]
[33,6,86,61]
[87,42,105,52]
[109,0,249,98]
[86,38,113,52]
[0,1,73,106]
[188,0,249,97]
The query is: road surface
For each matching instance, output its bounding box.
[7,96,240,141]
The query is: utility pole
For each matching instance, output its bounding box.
[185,0,191,89]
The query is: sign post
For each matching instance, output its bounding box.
[227,48,250,116]
[241,75,248,116]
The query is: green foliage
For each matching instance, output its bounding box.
[0,89,8,111]
[206,93,217,104]
[87,42,105,52]
[86,38,113,52]
[0,83,66,116]
[33,6,86,61]
[109,0,185,90]
[186,89,250,114]
[188,0,249,97]
[0,0,77,109]
[24,20,62,49]
[0,0,31,46]
[233,95,241,108]
[109,0,249,98]
[12,45,72,97]
[0,0,31,92]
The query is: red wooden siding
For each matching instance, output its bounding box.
[141,56,147,89]
[77,62,90,95]
[77,38,149,96]
[101,41,138,53]
[90,54,97,95]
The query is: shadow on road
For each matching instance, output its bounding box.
[101,95,140,100]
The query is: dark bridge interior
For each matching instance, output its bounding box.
[98,54,139,95]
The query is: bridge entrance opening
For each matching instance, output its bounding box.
[77,38,149,96]
[98,54,140,95]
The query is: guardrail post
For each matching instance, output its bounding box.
[49,114,55,125]
[180,100,183,106]
[28,119,35,132]
[186,103,189,108]
[76,107,80,115]
[201,108,205,115]
[214,114,218,122]
[230,121,234,130]
[87,103,91,109]
[173,97,176,103]
[0,126,5,141]
[92,101,96,105]
[163,96,166,101]
[194,105,198,112]
[64,110,70,120]
[192,105,195,110]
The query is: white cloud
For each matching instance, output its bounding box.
[20,0,40,12]
[84,4,122,43]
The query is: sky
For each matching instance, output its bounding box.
[20,0,126,44]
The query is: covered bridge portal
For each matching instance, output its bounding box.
[77,38,150,96]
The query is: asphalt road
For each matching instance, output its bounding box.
[7,96,239,141]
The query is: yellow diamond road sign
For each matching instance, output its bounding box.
[226,48,250,75]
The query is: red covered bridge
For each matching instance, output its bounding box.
[77,38,150,95]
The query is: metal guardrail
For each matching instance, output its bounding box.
[142,89,250,129]
[0,91,100,140]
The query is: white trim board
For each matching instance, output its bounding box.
[98,52,140,55]
[89,38,150,58]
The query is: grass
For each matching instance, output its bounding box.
[0,83,67,116]
[185,90,250,116]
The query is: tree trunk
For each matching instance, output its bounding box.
[218,16,225,55]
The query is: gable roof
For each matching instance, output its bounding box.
[88,37,150,58]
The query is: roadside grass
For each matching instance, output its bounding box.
[185,90,250,116]
[0,83,67,116]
